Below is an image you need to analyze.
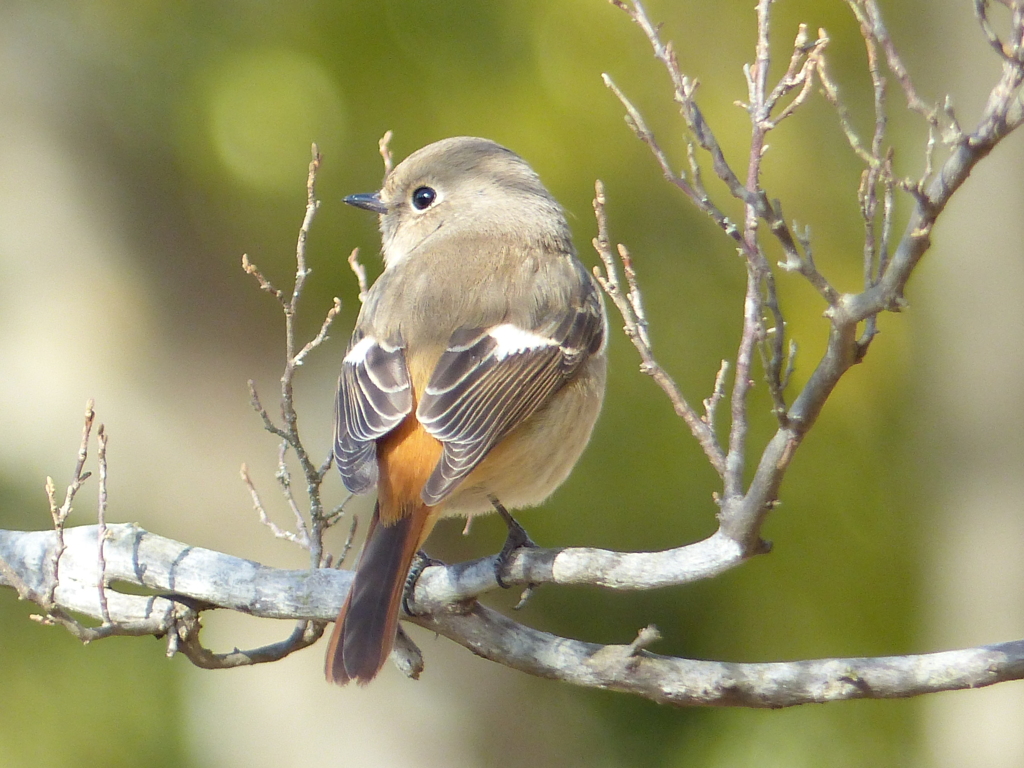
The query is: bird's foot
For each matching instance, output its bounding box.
[402,550,445,616]
[490,496,539,608]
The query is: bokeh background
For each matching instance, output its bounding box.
[1,0,1022,766]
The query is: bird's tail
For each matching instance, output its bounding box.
[325,500,431,685]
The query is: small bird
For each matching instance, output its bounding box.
[326,136,607,685]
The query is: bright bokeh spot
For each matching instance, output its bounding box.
[205,49,343,192]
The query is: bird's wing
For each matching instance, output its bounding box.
[334,330,413,494]
[417,279,605,506]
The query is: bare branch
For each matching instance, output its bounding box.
[172,610,326,669]
[244,145,341,570]
[614,2,753,205]
[817,58,879,165]
[627,624,663,658]
[347,247,370,303]
[7,523,1024,707]
[336,513,359,566]
[599,0,1024,580]
[592,181,727,477]
[378,129,394,179]
[419,602,1024,707]
[601,74,744,248]
[293,297,341,370]
[703,360,729,438]
[247,380,289,442]
[241,463,309,549]
[96,424,111,625]
[763,25,830,128]
[846,0,940,122]
[240,254,285,303]
[44,399,95,606]
[274,444,307,537]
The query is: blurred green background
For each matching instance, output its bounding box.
[1,0,1022,766]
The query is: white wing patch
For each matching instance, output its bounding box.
[343,335,377,365]
[488,324,556,360]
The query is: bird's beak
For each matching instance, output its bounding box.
[344,192,388,214]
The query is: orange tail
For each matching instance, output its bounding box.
[325,501,431,685]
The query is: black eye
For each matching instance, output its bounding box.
[411,186,437,210]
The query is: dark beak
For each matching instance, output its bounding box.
[344,192,388,214]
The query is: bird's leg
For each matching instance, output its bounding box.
[402,550,445,616]
[489,495,539,608]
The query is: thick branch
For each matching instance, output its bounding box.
[4,523,1024,707]
[0,524,743,622]
[0,525,348,625]
[420,603,1024,707]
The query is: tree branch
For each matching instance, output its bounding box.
[4,523,1024,707]
[600,0,1024,556]
[420,605,1024,707]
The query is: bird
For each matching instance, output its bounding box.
[326,136,607,685]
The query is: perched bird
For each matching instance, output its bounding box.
[326,136,607,685]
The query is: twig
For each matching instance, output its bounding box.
[592,181,726,477]
[762,25,830,128]
[172,607,326,669]
[703,360,729,437]
[628,624,662,656]
[723,0,777,499]
[96,423,111,625]
[816,58,879,166]
[244,145,340,570]
[378,130,394,178]
[240,255,284,301]
[613,1,754,206]
[44,400,95,606]
[392,626,425,680]
[317,451,334,485]
[846,0,940,122]
[275,443,312,543]
[241,463,309,548]
[856,4,890,351]
[347,248,370,303]
[247,381,289,441]
[602,74,744,248]
[337,514,359,567]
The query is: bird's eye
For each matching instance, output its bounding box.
[411,186,437,211]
